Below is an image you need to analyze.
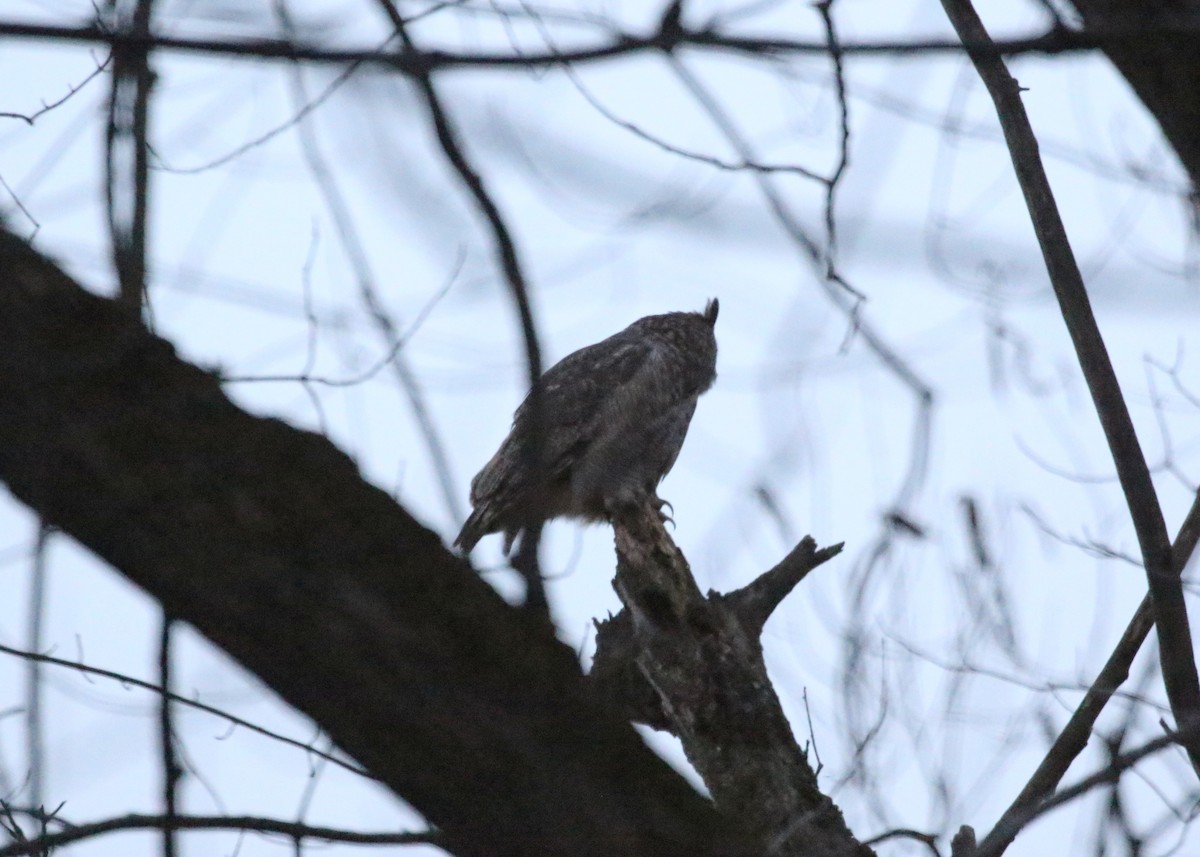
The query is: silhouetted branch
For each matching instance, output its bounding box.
[0,813,439,857]
[1,19,1196,70]
[941,0,1200,777]
[0,641,370,779]
[814,0,850,271]
[158,616,181,857]
[976,724,1200,857]
[862,826,940,856]
[721,536,844,637]
[977,489,1200,856]
[0,53,111,125]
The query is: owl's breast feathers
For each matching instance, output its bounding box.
[454,301,718,553]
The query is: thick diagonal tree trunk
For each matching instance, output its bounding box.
[0,228,751,857]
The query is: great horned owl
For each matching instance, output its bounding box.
[455,299,719,553]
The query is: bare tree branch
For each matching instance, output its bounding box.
[0,812,438,857]
[720,536,845,638]
[1,18,1196,69]
[941,0,1200,777]
[0,54,111,125]
[862,827,940,856]
[976,724,1200,857]
[0,641,369,779]
[158,616,181,857]
[977,489,1200,856]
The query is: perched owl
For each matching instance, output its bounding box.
[455,299,719,553]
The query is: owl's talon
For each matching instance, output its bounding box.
[654,497,676,528]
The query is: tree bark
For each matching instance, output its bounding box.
[1065,0,1200,197]
[593,508,868,857]
[0,228,752,857]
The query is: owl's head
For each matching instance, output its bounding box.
[623,301,719,357]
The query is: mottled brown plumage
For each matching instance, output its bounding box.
[455,299,719,553]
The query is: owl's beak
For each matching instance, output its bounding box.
[703,298,719,325]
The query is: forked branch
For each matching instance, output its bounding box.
[977,490,1200,856]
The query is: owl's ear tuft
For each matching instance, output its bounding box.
[703,298,719,325]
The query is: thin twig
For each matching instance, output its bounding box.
[665,53,933,455]
[557,60,823,181]
[977,489,1200,856]
[0,173,39,234]
[814,0,850,275]
[801,687,824,778]
[218,261,461,389]
[976,725,1200,857]
[0,642,372,780]
[0,812,438,857]
[862,827,940,856]
[293,733,333,854]
[0,54,112,125]
[158,616,182,857]
[151,34,394,175]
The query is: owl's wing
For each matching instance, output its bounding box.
[567,338,699,502]
[510,333,659,472]
[466,333,655,511]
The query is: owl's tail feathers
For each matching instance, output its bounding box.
[455,507,525,557]
[454,507,491,553]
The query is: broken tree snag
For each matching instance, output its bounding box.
[593,505,867,857]
[590,608,672,730]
